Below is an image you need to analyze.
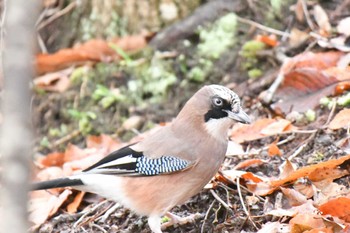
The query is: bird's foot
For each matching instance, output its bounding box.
[161,212,203,230]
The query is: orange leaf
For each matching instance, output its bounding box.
[270,154,350,187]
[36,34,151,74]
[67,191,85,214]
[328,109,350,130]
[33,68,72,92]
[230,118,297,143]
[319,197,350,222]
[234,159,266,170]
[38,152,65,167]
[290,214,325,230]
[267,142,282,156]
[255,34,278,47]
[271,51,350,113]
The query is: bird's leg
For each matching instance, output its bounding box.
[148,215,163,233]
[161,212,203,230]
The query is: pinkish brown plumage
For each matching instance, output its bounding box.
[32,85,251,233]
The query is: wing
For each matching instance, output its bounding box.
[83,144,192,176]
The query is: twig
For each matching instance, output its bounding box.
[97,203,121,222]
[236,16,290,37]
[259,65,288,104]
[300,0,316,31]
[90,223,107,233]
[209,189,233,214]
[36,1,76,31]
[72,200,109,231]
[323,99,337,127]
[288,131,316,161]
[50,129,81,149]
[200,200,217,233]
[236,177,259,230]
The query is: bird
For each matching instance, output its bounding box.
[32,84,251,233]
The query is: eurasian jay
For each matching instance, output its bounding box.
[32,84,251,233]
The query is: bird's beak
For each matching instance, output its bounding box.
[225,109,251,124]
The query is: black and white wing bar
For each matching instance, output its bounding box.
[83,145,191,176]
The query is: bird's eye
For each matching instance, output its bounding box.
[213,97,223,107]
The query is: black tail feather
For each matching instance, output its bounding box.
[31,177,84,191]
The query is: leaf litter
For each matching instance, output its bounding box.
[29,1,350,232]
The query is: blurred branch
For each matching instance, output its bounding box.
[0,0,39,233]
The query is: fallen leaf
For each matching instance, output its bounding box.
[270,154,350,188]
[260,119,296,136]
[294,179,315,198]
[281,187,308,206]
[225,140,244,156]
[257,222,290,233]
[328,109,350,130]
[36,34,152,74]
[267,142,282,156]
[230,118,297,143]
[271,51,350,114]
[290,213,326,231]
[319,197,350,222]
[67,191,85,213]
[337,17,350,36]
[255,34,278,47]
[38,152,65,167]
[234,159,266,170]
[33,68,72,92]
[288,27,310,48]
[29,189,72,226]
[313,5,331,36]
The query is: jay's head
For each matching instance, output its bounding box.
[176,85,251,139]
[203,85,251,124]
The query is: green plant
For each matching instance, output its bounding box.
[68,109,97,135]
[92,84,126,109]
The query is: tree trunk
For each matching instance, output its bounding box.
[0,0,38,232]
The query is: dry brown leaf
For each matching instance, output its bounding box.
[234,159,266,170]
[33,68,72,92]
[38,152,65,167]
[289,28,310,48]
[271,51,350,114]
[230,118,297,143]
[313,180,349,205]
[294,0,304,23]
[270,154,350,188]
[29,189,72,226]
[267,142,282,156]
[319,197,350,223]
[255,34,278,47]
[281,187,308,206]
[87,134,122,152]
[294,179,315,198]
[337,17,350,36]
[260,119,296,135]
[290,214,326,231]
[328,109,350,130]
[304,227,333,233]
[67,191,85,214]
[257,222,290,233]
[279,160,296,180]
[36,34,151,74]
[313,5,331,36]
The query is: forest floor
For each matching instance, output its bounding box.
[30,0,350,232]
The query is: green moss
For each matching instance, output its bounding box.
[198,13,237,59]
[248,68,263,79]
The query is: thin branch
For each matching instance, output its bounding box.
[236,177,259,230]
[236,16,290,37]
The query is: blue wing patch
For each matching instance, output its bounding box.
[83,144,191,176]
